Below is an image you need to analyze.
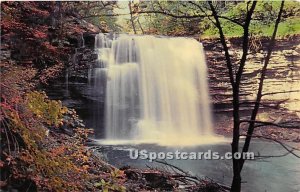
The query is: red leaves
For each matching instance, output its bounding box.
[28,6,50,18]
[33,31,47,39]
[42,42,56,53]
[1,2,71,84]
[0,18,27,35]
[68,25,85,34]
[39,62,64,84]
[0,102,14,112]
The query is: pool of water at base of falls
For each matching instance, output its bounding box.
[89,139,300,192]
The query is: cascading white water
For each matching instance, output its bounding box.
[89,34,113,94]
[94,34,220,146]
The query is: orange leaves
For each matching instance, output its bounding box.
[1,86,123,191]
[74,128,94,140]
[19,151,35,163]
[82,164,90,171]
[0,2,124,190]
[50,146,66,157]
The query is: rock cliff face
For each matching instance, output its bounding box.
[204,36,300,112]
[51,35,300,110]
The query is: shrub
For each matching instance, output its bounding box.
[26,91,67,127]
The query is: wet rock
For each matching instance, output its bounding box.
[67,36,79,46]
[144,172,175,190]
[83,33,97,48]
[123,168,177,191]
[124,169,139,180]
[0,50,11,60]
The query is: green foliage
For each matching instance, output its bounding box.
[94,169,126,192]
[250,18,300,37]
[128,1,203,35]
[65,1,121,32]
[1,2,127,191]
[133,1,300,38]
[26,91,67,127]
[1,85,96,191]
[202,1,300,38]
[1,89,83,191]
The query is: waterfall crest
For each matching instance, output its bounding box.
[93,34,221,146]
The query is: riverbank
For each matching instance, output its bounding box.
[0,87,227,191]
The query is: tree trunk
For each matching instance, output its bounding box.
[208,2,257,192]
[231,174,242,192]
[231,89,241,192]
[240,0,285,171]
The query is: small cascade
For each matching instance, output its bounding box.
[88,34,114,96]
[94,33,113,68]
[81,34,85,48]
[65,67,70,96]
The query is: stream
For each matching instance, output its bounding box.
[89,139,300,192]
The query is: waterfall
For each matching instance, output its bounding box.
[65,67,69,96]
[81,35,85,48]
[93,34,220,146]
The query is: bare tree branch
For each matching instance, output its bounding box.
[240,134,300,158]
[240,120,300,129]
[188,1,243,26]
[235,1,257,88]
[208,1,235,87]
[129,1,137,34]
[151,159,231,191]
[254,151,291,160]
[80,13,125,19]
[262,90,300,97]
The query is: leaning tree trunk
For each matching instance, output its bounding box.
[230,2,257,191]
[207,1,257,192]
[231,1,285,191]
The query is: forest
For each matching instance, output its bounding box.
[1,1,300,192]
